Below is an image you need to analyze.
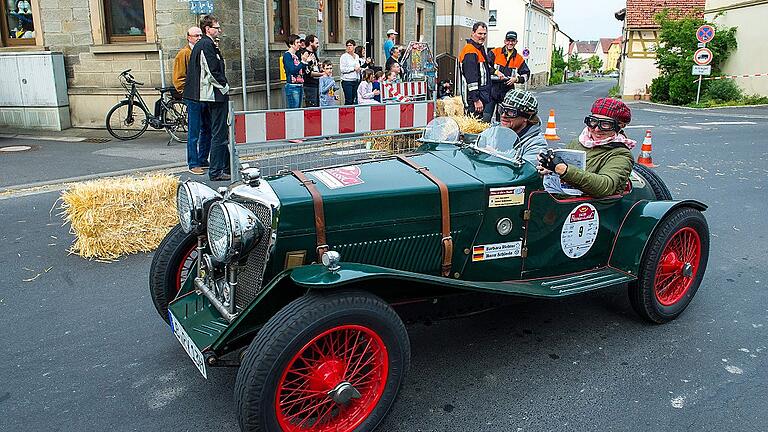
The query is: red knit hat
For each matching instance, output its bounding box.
[591,98,631,124]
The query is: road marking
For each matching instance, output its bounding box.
[638,107,768,119]
[624,125,654,129]
[0,134,88,142]
[539,90,557,94]
[679,125,702,130]
[695,121,757,125]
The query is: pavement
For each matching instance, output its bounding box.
[2,79,768,431]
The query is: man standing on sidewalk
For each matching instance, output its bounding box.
[459,22,492,122]
[383,29,397,62]
[303,35,323,107]
[184,15,231,181]
[174,26,210,175]
[487,30,530,122]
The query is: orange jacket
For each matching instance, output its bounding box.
[458,40,492,104]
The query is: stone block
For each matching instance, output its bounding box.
[45,33,74,47]
[62,19,92,34]
[72,72,105,87]
[40,8,73,23]
[45,20,63,34]
[74,60,114,74]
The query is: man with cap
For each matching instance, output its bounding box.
[478,89,546,164]
[537,97,636,198]
[487,30,530,122]
[459,22,493,121]
[383,29,398,62]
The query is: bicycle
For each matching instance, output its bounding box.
[105,69,188,143]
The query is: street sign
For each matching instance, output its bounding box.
[692,65,712,76]
[696,25,715,44]
[694,47,713,66]
[522,48,530,59]
[697,42,707,48]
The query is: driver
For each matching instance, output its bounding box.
[478,89,547,164]
[536,98,636,198]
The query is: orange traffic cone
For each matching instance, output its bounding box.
[543,109,560,141]
[637,130,658,168]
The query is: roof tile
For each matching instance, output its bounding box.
[625,0,705,29]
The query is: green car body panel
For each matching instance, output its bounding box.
[167,144,707,360]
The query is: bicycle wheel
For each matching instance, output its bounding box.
[106,100,149,140]
[164,99,188,143]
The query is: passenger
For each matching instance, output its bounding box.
[536,97,635,198]
[479,89,546,164]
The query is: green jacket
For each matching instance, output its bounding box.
[559,141,633,198]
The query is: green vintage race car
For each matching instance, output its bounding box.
[150,118,709,432]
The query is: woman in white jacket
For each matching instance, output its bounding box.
[339,39,361,105]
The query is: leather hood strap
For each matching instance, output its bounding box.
[291,170,329,260]
[396,155,454,277]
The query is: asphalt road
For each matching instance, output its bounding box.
[1,79,767,431]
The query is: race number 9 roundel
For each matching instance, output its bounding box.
[561,203,599,259]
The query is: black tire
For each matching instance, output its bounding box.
[633,162,672,200]
[235,291,410,432]
[106,100,149,140]
[629,207,709,324]
[149,224,198,324]
[164,99,188,143]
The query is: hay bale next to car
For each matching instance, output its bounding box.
[59,174,179,261]
[366,130,420,154]
[436,96,464,117]
[449,115,490,134]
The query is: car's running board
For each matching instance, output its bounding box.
[506,267,635,297]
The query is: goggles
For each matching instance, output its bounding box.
[584,115,620,132]
[499,106,532,119]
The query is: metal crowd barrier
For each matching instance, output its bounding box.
[227,100,435,180]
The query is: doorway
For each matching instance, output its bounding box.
[365,2,378,64]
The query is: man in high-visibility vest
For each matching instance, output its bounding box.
[487,31,530,122]
[459,22,493,121]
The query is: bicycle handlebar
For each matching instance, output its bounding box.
[119,69,143,86]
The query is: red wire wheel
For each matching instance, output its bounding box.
[654,227,701,306]
[629,207,709,324]
[235,291,410,432]
[275,325,389,431]
[149,224,199,324]
[174,243,198,293]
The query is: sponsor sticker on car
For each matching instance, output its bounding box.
[312,165,365,189]
[472,241,523,261]
[561,204,599,259]
[488,186,525,207]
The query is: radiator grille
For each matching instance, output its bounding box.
[235,201,273,310]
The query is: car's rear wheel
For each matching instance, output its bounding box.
[149,224,198,324]
[235,291,410,432]
[629,207,709,323]
[633,162,672,200]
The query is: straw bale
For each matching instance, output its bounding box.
[436,96,464,117]
[366,130,419,154]
[448,115,491,134]
[59,174,179,260]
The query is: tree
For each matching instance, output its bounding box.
[587,55,603,73]
[650,10,737,104]
[550,46,567,84]
[566,55,583,73]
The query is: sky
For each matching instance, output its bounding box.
[553,0,626,41]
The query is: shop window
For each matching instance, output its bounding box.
[1,0,37,46]
[326,0,340,44]
[273,0,291,42]
[103,0,146,42]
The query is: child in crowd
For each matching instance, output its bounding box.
[319,60,340,107]
[372,70,384,103]
[382,69,410,103]
[357,69,380,104]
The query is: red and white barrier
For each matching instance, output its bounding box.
[381,81,428,101]
[234,101,434,144]
[702,73,768,81]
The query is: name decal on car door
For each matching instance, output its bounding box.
[488,186,525,207]
[472,241,523,261]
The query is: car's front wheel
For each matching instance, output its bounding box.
[235,291,410,432]
[629,207,709,323]
[149,224,198,324]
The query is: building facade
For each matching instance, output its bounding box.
[435,0,489,85]
[617,0,704,99]
[487,0,554,87]
[606,37,621,72]
[0,0,435,129]
[705,0,768,96]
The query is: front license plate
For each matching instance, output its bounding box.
[169,311,207,379]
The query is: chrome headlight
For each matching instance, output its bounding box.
[206,202,265,263]
[177,182,220,234]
